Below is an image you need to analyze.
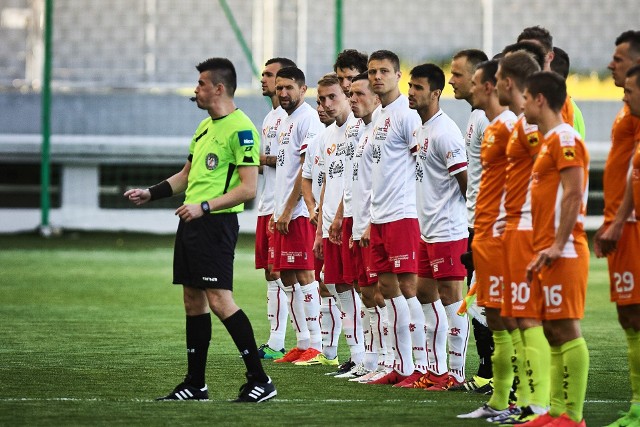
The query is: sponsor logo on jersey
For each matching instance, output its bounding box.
[446,148,461,159]
[277,148,286,166]
[559,132,576,147]
[206,153,218,170]
[238,130,255,146]
[328,159,345,179]
[415,162,424,182]
[279,124,294,145]
[372,144,382,163]
[563,147,576,160]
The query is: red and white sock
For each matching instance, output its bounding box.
[266,279,288,350]
[320,296,341,360]
[386,295,414,376]
[423,299,448,375]
[407,296,428,374]
[445,300,469,382]
[338,288,365,364]
[285,284,309,350]
[300,281,322,351]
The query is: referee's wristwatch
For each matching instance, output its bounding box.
[201,201,211,215]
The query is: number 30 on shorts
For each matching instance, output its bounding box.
[614,271,635,293]
[511,282,531,304]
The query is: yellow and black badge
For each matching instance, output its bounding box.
[527,133,539,147]
[562,147,576,160]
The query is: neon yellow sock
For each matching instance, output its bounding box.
[510,329,530,407]
[625,328,640,405]
[523,326,550,408]
[561,337,589,422]
[549,346,565,417]
[488,330,514,410]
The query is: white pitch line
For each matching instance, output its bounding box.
[0,397,627,404]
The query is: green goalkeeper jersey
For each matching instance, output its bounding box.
[184,108,260,213]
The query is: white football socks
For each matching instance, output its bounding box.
[338,288,365,364]
[285,284,310,350]
[386,295,414,376]
[445,300,469,382]
[406,296,428,374]
[300,281,322,351]
[320,296,341,360]
[266,279,288,351]
[423,299,449,375]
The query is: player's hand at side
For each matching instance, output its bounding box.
[359,224,371,248]
[329,217,342,245]
[124,188,151,206]
[526,245,562,283]
[175,204,204,222]
[592,223,606,258]
[313,233,324,259]
[598,221,624,257]
[308,209,318,227]
[276,209,292,234]
[494,218,506,236]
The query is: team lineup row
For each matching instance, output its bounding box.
[253,26,640,427]
[124,25,640,427]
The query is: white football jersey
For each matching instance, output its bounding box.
[319,114,361,237]
[351,110,379,240]
[370,95,421,224]
[273,102,324,221]
[341,117,364,219]
[464,108,489,228]
[257,106,287,216]
[415,109,469,243]
[301,127,327,207]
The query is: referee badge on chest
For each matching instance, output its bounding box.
[206,153,219,170]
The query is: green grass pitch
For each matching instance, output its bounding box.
[0,232,628,426]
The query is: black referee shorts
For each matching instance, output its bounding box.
[173,213,239,290]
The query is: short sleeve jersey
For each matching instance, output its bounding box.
[604,104,640,223]
[632,143,640,219]
[370,95,421,224]
[415,110,469,243]
[474,109,517,239]
[342,118,364,219]
[464,108,490,228]
[352,107,381,240]
[531,123,590,255]
[319,116,359,237]
[184,109,260,213]
[273,102,324,221]
[504,115,542,231]
[257,106,287,216]
[301,128,326,205]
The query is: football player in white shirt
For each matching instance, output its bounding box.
[365,50,422,385]
[334,49,369,96]
[346,72,391,382]
[254,58,296,361]
[408,64,470,391]
[311,74,366,377]
[299,97,344,368]
[448,49,495,392]
[271,66,325,364]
